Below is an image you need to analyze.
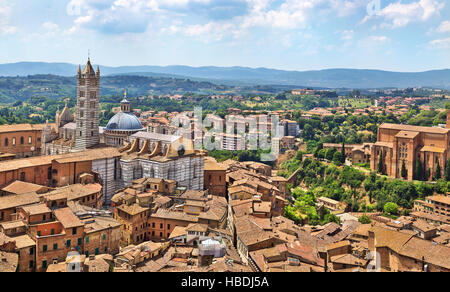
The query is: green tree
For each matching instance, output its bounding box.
[332,151,345,166]
[314,143,323,158]
[401,160,407,179]
[295,151,303,161]
[358,215,371,224]
[325,148,336,161]
[414,159,424,181]
[341,142,346,164]
[434,160,442,180]
[377,151,384,174]
[384,202,399,215]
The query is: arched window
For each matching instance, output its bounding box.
[20,137,24,145]
[4,138,8,146]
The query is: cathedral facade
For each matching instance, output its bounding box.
[39,58,205,204]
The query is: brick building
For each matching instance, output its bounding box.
[371,115,450,180]
[0,124,46,158]
[204,158,226,197]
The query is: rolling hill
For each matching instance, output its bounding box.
[0,62,449,89]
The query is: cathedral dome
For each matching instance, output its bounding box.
[105,112,144,131]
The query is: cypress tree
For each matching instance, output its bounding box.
[434,160,442,180]
[414,159,423,181]
[341,142,346,164]
[377,151,384,174]
[401,160,407,179]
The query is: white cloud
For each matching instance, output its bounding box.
[437,20,450,33]
[378,0,445,28]
[429,37,450,49]
[338,29,354,40]
[43,22,60,32]
[64,0,367,40]
[0,0,17,34]
[369,35,390,43]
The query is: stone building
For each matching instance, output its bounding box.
[370,114,450,180]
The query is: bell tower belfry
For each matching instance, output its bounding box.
[75,58,100,150]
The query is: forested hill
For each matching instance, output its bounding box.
[0,74,232,103]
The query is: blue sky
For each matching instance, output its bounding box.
[0,0,449,71]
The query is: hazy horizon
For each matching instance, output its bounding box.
[0,1,449,73]
[0,60,449,74]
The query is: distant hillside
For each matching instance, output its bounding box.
[0,74,231,103]
[0,62,449,89]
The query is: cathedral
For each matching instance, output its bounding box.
[40,58,205,203]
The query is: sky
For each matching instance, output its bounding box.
[0,0,449,72]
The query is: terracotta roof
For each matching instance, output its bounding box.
[0,147,121,172]
[395,130,420,139]
[152,209,198,222]
[326,240,351,251]
[204,159,226,171]
[379,123,450,134]
[41,184,102,202]
[1,181,48,195]
[420,146,446,154]
[0,192,40,210]
[411,220,437,232]
[186,223,208,233]
[330,253,367,266]
[0,220,26,230]
[0,123,45,134]
[117,203,148,216]
[82,215,121,234]
[169,226,187,239]
[11,234,35,249]
[400,237,450,269]
[53,208,84,229]
[20,203,51,216]
[427,195,450,206]
[0,251,18,272]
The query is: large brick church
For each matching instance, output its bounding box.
[370,111,450,180]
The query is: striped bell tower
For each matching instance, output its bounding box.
[75,58,100,150]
